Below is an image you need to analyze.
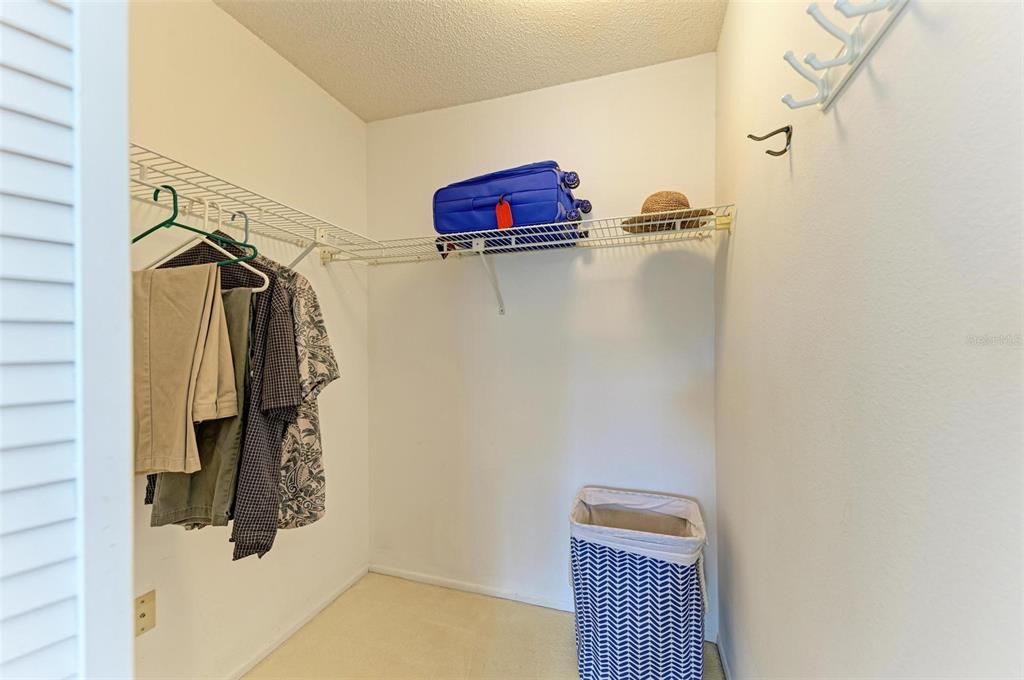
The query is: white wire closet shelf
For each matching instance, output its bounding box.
[129,143,733,269]
[129,143,382,258]
[325,206,734,265]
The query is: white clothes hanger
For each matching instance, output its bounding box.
[144,196,269,293]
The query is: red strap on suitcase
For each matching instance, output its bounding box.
[496,195,513,229]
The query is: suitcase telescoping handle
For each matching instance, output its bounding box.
[495,194,513,230]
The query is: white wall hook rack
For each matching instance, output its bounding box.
[835,0,897,17]
[782,0,909,111]
[804,4,860,70]
[782,51,828,109]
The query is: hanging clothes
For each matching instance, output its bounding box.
[149,288,253,528]
[133,264,237,474]
[157,238,301,560]
[249,258,340,529]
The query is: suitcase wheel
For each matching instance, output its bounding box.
[577,199,592,214]
[563,171,580,190]
[566,208,581,221]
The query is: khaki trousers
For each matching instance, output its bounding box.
[134,263,237,473]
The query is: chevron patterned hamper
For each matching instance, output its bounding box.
[570,487,707,680]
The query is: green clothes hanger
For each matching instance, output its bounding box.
[132,185,258,267]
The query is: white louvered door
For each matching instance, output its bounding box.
[1,1,81,675]
[1,1,131,678]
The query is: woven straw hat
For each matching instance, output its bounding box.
[621,191,711,234]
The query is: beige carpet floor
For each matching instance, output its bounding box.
[246,572,724,680]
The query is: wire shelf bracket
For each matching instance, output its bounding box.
[473,241,506,316]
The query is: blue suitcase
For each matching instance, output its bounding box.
[433,161,592,255]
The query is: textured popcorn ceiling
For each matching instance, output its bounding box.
[214,0,727,122]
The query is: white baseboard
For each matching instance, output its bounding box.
[368,564,574,613]
[227,565,368,680]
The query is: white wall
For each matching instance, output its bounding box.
[367,56,721,637]
[129,3,369,678]
[715,2,1022,677]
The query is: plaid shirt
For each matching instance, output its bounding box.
[147,238,301,559]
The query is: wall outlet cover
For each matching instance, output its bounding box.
[135,590,156,637]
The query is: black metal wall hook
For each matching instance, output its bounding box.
[747,125,793,156]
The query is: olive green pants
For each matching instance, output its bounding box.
[150,288,252,528]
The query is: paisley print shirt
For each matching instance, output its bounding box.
[254,258,340,529]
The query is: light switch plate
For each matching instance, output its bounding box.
[135,590,156,637]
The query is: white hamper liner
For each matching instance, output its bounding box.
[569,486,708,680]
[570,486,707,610]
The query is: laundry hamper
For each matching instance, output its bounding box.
[569,486,707,680]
